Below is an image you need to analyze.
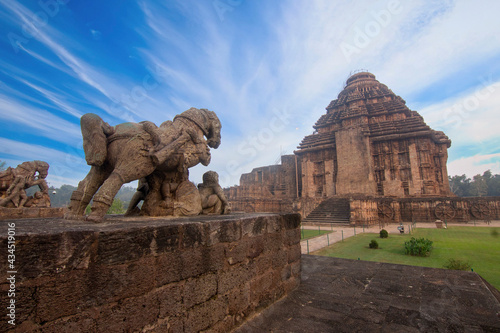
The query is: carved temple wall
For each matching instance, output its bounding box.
[0,213,301,332]
[350,196,500,225]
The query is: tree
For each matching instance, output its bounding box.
[107,198,126,214]
[0,160,6,171]
[470,174,488,197]
[449,174,471,196]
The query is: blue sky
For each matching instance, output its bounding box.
[1,0,500,188]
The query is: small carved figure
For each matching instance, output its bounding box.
[24,191,51,208]
[124,178,149,216]
[0,161,50,208]
[198,171,230,215]
[66,107,221,222]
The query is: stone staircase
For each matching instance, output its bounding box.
[303,198,351,225]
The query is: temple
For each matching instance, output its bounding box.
[225,72,475,223]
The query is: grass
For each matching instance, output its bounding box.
[313,227,500,290]
[301,229,333,240]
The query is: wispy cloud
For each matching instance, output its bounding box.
[0,94,81,144]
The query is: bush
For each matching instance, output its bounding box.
[444,258,471,271]
[369,239,379,249]
[404,237,433,257]
[380,229,389,238]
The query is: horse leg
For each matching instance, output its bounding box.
[86,170,126,222]
[65,166,111,219]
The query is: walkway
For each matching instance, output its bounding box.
[236,255,500,332]
[300,220,500,254]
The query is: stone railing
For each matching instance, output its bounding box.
[0,213,301,332]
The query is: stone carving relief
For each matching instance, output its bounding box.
[0,161,50,208]
[66,107,229,222]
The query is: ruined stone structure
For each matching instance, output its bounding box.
[226,72,500,224]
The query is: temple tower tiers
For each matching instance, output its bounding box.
[226,72,453,209]
[295,72,452,198]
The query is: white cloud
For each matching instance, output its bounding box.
[420,78,500,150]
[448,153,500,178]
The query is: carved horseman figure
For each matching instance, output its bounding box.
[0,160,50,208]
[66,107,222,222]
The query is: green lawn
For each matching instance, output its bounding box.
[313,227,500,290]
[301,229,333,240]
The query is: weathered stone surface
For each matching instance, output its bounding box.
[65,108,224,222]
[236,255,500,332]
[0,213,300,332]
[0,161,51,209]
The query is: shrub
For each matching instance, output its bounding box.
[369,239,379,249]
[380,229,389,238]
[444,258,471,271]
[404,237,433,257]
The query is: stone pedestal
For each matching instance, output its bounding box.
[0,213,301,332]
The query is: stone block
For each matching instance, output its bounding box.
[90,256,156,305]
[96,227,156,265]
[93,292,159,333]
[180,247,210,279]
[184,273,217,308]
[291,260,301,277]
[246,236,264,259]
[218,262,256,295]
[241,216,267,238]
[282,213,301,230]
[204,219,241,245]
[285,228,301,246]
[181,222,205,248]
[264,232,283,252]
[184,296,228,332]
[250,271,274,307]
[157,282,184,318]
[272,248,287,268]
[155,251,182,286]
[254,252,272,275]
[266,216,282,234]
[287,243,302,264]
[227,283,251,315]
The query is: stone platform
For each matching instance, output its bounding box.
[0,213,301,332]
[236,255,500,332]
[0,207,64,220]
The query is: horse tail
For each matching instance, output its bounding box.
[81,113,114,166]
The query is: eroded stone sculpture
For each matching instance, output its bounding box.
[66,107,223,222]
[198,171,230,214]
[0,160,50,208]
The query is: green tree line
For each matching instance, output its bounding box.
[449,170,500,197]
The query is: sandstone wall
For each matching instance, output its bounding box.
[349,196,500,225]
[0,213,301,332]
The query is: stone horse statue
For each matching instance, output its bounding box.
[0,160,50,208]
[66,107,221,222]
